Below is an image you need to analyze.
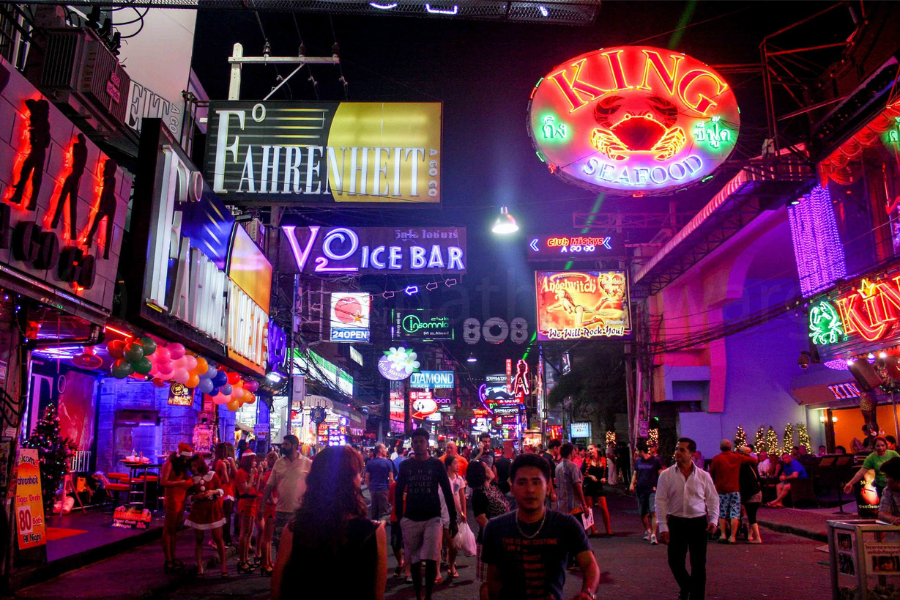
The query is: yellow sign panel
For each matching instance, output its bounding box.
[15,448,47,550]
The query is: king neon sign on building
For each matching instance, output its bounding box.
[528,46,740,196]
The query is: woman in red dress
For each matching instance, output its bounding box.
[214,443,238,546]
[160,443,194,573]
[235,452,260,573]
[185,455,228,577]
[258,451,279,575]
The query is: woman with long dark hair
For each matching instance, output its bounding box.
[467,459,509,585]
[272,446,386,600]
[160,443,194,573]
[582,444,613,537]
[214,443,237,547]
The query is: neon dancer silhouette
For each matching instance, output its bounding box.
[51,134,88,239]
[9,98,51,211]
[84,159,117,259]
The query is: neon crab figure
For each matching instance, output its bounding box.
[589,93,686,162]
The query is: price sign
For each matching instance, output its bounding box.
[15,449,46,550]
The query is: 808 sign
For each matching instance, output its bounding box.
[463,317,528,345]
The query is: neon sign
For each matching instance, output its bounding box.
[808,298,844,346]
[834,277,900,342]
[528,234,615,261]
[528,46,740,196]
[409,370,455,389]
[535,271,631,340]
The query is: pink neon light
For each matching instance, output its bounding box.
[282,225,320,271]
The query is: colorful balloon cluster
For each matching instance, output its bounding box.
[107,338,260,411]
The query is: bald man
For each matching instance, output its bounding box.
[439,442,469,477]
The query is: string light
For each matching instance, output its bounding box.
[797,423,812,454]
[781,423,794,455]
[734,426,747,447]
[754,426,766,453]
[787,185,846,298]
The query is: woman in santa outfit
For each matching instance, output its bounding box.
[235,452,260,574]
[185,455,228,577]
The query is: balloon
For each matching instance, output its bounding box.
[111,359,133,379]
[227,372,241,386]
[231,387,244,401]
[124,342,144,363]
[173,368,190,385]
[155,346,171,363]
[198,378,214,394]
[226,398,240,411]
[139,336,157,356]
[210,386,220,397]
[107,340,126,360]
[183,355,198,371]
[213,370,228,387]
[202,365,218,380]
[172,357,187,370]
[156,358,172,372]
[129,372,146,380]
[152,378,167,388]
[158,368,174,381]
[186,374,200,388]
[133,357,153,375]
[244,380,259,393]
[168,343,185,360]
[221,384,233,396]
[195,357,209,374]
[245,392,256,404]
[213,395,228,405]
[233,378,244,388]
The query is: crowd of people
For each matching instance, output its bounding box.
[156,431,860,600]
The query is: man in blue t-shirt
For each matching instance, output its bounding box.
[482,454,599,600]
[766,453,807,508]
[630,441,664,544]
[366,443,394,521]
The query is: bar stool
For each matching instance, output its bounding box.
[130,475,159,510]
[106,479,131,510]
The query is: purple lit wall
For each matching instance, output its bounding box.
[788,185,846,297]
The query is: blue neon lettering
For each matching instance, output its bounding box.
[388,246,402,269]
[410,246,426,269]
[448,247,464,270]
[428,246,445,269]
[370,246,386,269]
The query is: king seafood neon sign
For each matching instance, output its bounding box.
[528,46,740,196]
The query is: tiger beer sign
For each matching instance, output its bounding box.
[528,46,740,196]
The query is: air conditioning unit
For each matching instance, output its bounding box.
[33,27,130,134]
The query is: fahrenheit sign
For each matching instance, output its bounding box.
[528,46,740,196]
[205,101,442,205]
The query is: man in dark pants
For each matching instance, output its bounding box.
[656,438,719,600]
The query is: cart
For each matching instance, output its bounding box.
[829,519,900,599]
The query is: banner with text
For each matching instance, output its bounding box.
[535,270,631,341]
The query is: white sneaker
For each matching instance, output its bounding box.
[643,531,651,541]
[650,534,658,545]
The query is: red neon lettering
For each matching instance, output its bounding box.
[600,50,630,93]
[677,69,728,115]
[836,294,890,341]
[547,59,604,112]
[547,237,569,247]
[637,50,683,96]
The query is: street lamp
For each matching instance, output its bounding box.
[492,206,519,235]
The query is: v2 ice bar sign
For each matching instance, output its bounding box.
[205,101,442,204]
[282,225,466,276]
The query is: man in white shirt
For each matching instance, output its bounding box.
[261,435,312,554]
[656,437,719,600]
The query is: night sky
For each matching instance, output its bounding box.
[190,1,848,373]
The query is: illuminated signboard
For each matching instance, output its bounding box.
[129,122,272,374]
[349,346,364,366]
[808,298,845,346]
[535,270,631,340]
[811,272,900,346]
[393,309,454,341]
[168,383,194,407]
[281,224,466,276]
[378,347,419,381]
[528,46,740,196]
[330,293,371,343]
[0,63,132,314]
[409,371,455,389]
[389,390,404,422]
[480,373,521,409]
[205,101,441,205]
[293,349,354,395]
[410,391,438,420]
[571,422,592,438]
[527,235,617,260]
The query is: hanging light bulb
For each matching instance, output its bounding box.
[467,352,477,363]
[492,206,519,235]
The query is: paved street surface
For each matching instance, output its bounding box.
[12,494,831,599]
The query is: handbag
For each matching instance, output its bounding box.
[455,522,477,557]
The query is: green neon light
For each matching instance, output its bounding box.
[540,115,568,142]
[701,175,714,182]
[521,330,538,361]
[808,299,844,345]
[693,116,733,149]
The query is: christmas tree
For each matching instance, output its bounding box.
[755,426,766,453]
[735,426,747,447]
[782,423,795,456]
[765,427,779,455]
[23,405,75,511]
[797,422,812,454]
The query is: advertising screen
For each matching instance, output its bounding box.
[205,101,442,205]
[527,46,739,196]
[535,271,631,340]
[389,390,404,422]
[571,422,592,438]
[409,371,455,389]
[329,293,371,343]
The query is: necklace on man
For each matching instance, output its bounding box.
[516,510,546,539]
